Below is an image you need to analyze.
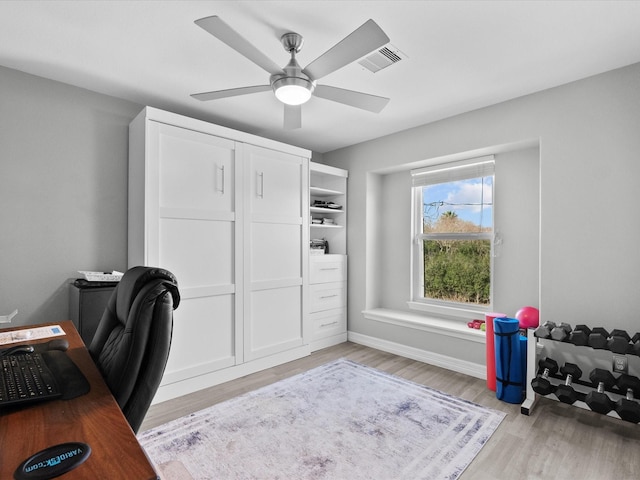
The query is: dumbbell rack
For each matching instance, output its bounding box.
[521,327,640,421]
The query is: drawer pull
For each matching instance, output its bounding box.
[320,294,339,299]
[319,267,339,271]
[320,321,339,328]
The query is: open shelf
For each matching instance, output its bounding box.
[310,206,346,214]
[310,186,344,197]
[309,162,348,255]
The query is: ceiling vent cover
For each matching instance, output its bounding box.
[358,44,406,73]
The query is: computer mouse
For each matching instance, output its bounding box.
[46,338,69,352]
[0,345,34,356]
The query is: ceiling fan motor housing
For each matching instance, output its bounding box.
[271,32,315,104]
[280,32,304,53]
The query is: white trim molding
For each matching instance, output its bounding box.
[362,308,486,343]
[348,329,486,380]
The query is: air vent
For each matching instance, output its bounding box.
[358,44,407,73]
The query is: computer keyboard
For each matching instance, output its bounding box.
[0,352,62,407]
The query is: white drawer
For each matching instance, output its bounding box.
[310,255,346,284]
[309,308,346,341]
[309,282,346,312]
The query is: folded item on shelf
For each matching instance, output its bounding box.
[311,200,342,210]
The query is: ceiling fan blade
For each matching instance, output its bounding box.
[314,85,389,113]
[191,85,272,101]
[303,19,390,80]
[283,104,302,130]
[195,16,283,76]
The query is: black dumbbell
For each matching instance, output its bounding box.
[568,325,592,347]
[555,363,583,404]
[534,321,556,339]
[531,358,559,396]
[585,369,615,414]
[615,375,640,423]
[631,333,640,356]
[550,322,572,341]
[607,329,631,354]
[588,327,610,349]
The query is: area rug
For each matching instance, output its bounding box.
[139,359,505,480]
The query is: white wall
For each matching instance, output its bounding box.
[324,62,640,364]
[0,66,141,326]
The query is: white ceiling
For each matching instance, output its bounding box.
[1,1,640,153]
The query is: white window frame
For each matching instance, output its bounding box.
[409,156,495,321]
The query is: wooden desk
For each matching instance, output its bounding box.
[0,321,158,479]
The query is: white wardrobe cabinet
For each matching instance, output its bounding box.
[129,107,310,402]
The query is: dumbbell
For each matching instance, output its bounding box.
[531,358,559,396]
[585,369,615,414]
[550,322,572,341]
[555,363,583,404]
[615,375,640,423]
[534,321,556,339]
[568,325,592,347]
[631,333,640,356]
[588,327,610,349]
[607,329,631,354]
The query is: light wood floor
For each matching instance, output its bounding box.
[141,342,640,479]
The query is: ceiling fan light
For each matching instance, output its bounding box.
[272,77,313,105]
[275,85,311,105]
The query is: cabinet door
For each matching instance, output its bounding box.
[243,144,308,361]
[246,145,304,219]
[157,123,234,215]
[146,122,242,383]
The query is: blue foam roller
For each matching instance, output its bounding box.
[494,317,524,404]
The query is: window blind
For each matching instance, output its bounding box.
[411,155,495,187]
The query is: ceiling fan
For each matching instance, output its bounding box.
[191,16,391,129]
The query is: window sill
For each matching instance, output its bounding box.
[362,308,486,344]
[407,300,488,321]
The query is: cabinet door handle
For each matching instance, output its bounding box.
[320,294,339,299]
[320,321,339,328]
[319,267,339,271]
[257,171,264,198]
[216,164,225,194]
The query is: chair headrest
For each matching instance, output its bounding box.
[116,266,180,321]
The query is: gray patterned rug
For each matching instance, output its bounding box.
[139,359,505,479]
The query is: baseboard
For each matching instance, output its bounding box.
[152,344,311,404]
[347,331,486,380]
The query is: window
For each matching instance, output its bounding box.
[411,156,494,316]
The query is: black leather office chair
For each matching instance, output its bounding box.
[89,266,180,433]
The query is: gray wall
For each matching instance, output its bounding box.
[324,62,640,365]
[2,59,639,370]
[0,65,141,326]
[0,65,326,328]
[375,146,540,314]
